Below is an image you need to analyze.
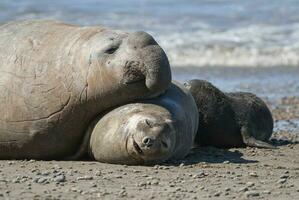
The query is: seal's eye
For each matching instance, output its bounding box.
[145,119,154,128]
[105,46,118,54]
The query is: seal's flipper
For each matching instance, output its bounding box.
[243,137,276,149]
[241,126,276,149]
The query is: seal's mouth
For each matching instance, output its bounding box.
[133,139,143,155]
[125,135,145,164]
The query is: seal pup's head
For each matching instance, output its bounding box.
[125,111,175,164]
[89,104,176,165]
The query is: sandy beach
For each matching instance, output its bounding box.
[0,67,297,200]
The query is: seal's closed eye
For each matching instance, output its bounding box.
[145,119,154,128]
[105,46,118,54]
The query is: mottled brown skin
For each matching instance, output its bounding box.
[0,20,171,160]
[184,79,274,148]
[86,82,199,165]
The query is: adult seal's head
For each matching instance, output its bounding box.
[85,30,171,101]
[89,104,176,165]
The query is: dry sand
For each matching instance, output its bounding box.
[0,67,298,200]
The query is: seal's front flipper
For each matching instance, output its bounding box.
[241,126,276,149]
[243,137,276,149]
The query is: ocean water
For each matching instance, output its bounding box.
[1,0,299,67]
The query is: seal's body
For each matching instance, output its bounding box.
[185,79,274,148]
[85,82,198,165]
[0,20,171,159]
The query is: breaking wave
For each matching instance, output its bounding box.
[1,0,299,67]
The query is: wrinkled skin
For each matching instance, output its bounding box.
[184,79,274,149]
[88,82,199,165]
[0,20,171,159]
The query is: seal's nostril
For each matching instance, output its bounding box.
[142,137,153,147]
[142,137,150,144]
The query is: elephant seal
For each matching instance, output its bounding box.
[0,20,171,159]
[73,82,198,165]
[184,79,274,149]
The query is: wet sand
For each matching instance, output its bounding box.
[0,67,298,200]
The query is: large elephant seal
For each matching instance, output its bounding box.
[0,20,171,159]
[184,79,274,149]
[74,82,198,165]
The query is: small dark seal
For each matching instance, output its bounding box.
[184,79,274,148]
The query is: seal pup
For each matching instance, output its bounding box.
[73,82,198,165]
[0,20,171,159]
[184,79,274,149]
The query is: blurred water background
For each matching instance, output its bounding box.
[1,0,299,68]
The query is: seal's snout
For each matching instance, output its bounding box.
[124,31,171,95]
[131,118,173,159]
[122,60,145,85]
[137,135,170,156]
[142,136,154,147]
[141,136,170,150]
[127,31,157,48]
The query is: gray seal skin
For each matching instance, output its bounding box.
[0,20,171,159]
[184,79,274,149]
[81,82,199,165]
